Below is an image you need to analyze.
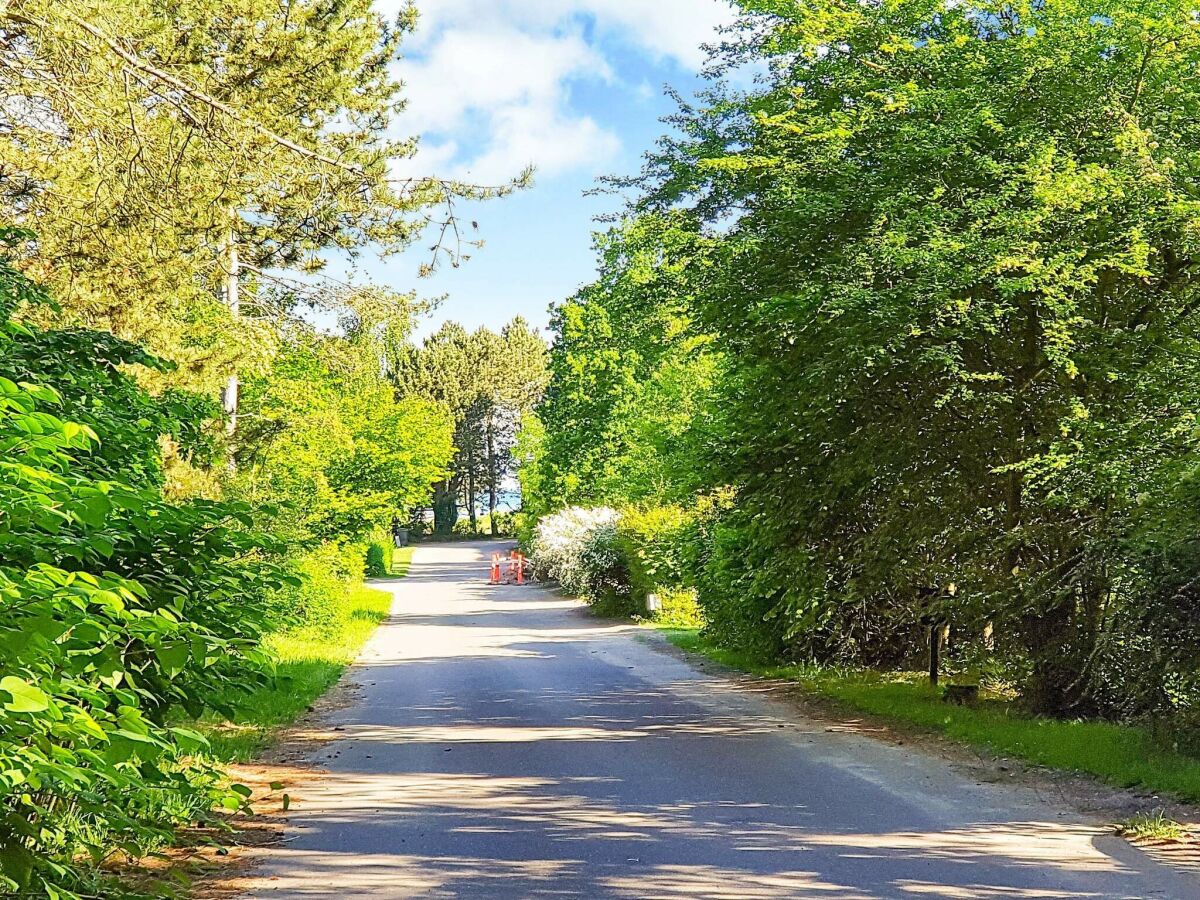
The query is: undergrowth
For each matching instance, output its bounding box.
[200,582,394,762]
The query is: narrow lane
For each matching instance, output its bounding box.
[243,542,1192,898]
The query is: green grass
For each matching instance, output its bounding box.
[202,547,417,760]
[391,545,414,578]
[1117,810,1188,841]
[200,583,394,761]
[661,627,1200,803]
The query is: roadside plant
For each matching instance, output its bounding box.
[0,235,291,897]
[529,506,620,597]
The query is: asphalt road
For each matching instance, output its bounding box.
[242,542,1194,899]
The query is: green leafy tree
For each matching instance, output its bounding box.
[625,0,1200,712]
[0,0,518,396]
[389,322,476,531]
[392,319,547,534]
[526,0,1200,717]
[479,320,549,534]
[0,324,219,487]
[530,214,718,515]
[233,329,454,547]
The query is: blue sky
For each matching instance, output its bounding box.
[332,0,736,339]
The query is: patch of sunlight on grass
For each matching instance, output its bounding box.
[201,583,394,762]
[392,545,414,578]
[661,627,1200,803]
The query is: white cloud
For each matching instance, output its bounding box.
[387,137,458,182]
[465,104,620,184]
[400,28,611,135]
[397,0,734,67]
[563,0,736,69]
[378,0,734,182]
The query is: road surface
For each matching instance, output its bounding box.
[242,542,1193,898]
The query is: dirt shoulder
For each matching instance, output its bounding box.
[122,674,367,898]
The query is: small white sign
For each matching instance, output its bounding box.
[645,593,662,613]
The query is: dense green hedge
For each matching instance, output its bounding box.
[0,233,437,898]
[0,233,292,898]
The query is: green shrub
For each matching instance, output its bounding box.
[486,510,517,536]
[530,505,707,622]
[514,509,538,551]
[578,520,638,615]
[655,586,705,628]
[695,509,792,659]
[268,541,365,629]
[364,527,394,577]
[365,542,388,576]
[205,583,394,762]
[0,240,293,897]
[617,505,697,600]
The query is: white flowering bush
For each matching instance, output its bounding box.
[530,506,622,599]
[577,519,629,601]
[528,504,703,621]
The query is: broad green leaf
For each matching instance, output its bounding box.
[156,643,189,675]
[0,676,49,714]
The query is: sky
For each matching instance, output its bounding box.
[331,0,737,340]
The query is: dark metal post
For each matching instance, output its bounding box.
[928,623,940,688]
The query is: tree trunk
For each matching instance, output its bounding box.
[466,442,478,533]
[1009,299,1083,714]
[928,624,940,688]
[1022,602,1079,715]
[487,414,498,536]
[221,225,239,436]
[432,480,458,533]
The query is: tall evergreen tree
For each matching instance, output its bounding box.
[392,318,547,533]
[0,0,518,396]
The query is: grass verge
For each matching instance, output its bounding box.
[660,627,1200,804]
[200,582,394,761]
[391,545,414,578]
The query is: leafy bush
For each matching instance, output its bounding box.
[529,506,620,598]
[653,587,705,628]
[694,510,792,660]
[451,516,480,537]
[513,509,538,550]
[267,541,366,629]
[575,519,636,615]
[530,505,705,622]
[616,505,697,602]
[0,241,291,897]
[479,510,516,536]
[365,542,388,576]
[0,398,269,896]
[364,527,394,577]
